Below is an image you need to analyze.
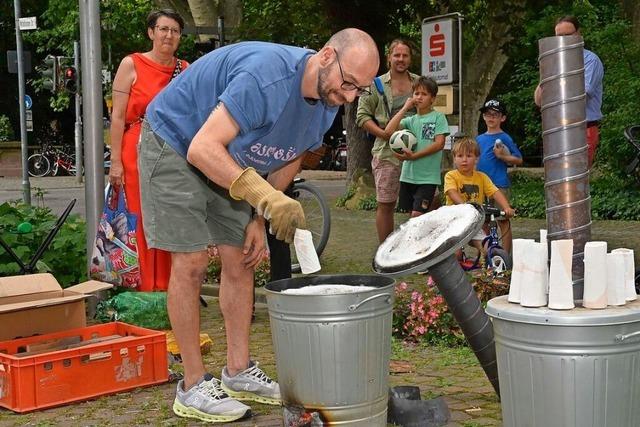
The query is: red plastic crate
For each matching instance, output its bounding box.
[0,322,168,412]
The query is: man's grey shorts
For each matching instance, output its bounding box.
[137,121,251,252]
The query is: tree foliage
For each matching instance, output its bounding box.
[494,1,640,176]
[236,0,331,48]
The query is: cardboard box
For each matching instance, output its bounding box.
[0,273,112,341]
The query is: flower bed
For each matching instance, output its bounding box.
[393,270,510,345]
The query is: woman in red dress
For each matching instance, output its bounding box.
[108,9,188,291]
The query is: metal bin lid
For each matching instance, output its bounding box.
[486,295,640,326]
[372,204,483,276]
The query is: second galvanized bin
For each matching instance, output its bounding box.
[486,295,640,427]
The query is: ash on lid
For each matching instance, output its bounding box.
[282,285,377,295]
[375,204,481,269]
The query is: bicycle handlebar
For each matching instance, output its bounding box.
[482,204,505,218]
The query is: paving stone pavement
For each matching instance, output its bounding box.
[2,171,640,426]
[0,296,502,426]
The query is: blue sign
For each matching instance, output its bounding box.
[24,95,33,110]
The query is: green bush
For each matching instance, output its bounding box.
[206,245,271,287]
[510,172,640,220]
[0,115,13,142]
[0,201,87,286]
[357,194,378,211]
[335,184,356,208]
[496,2,640,177]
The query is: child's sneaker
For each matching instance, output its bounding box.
[173,373,251,423]
[221,361,281,405]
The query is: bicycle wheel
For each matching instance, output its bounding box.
[488,247,512,273]
[290,181,331,273]
[27,154,51,177]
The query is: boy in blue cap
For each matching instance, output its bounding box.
[476,99,522,253]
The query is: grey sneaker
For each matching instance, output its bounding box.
[221,361,281,406]
[173,373,251,423]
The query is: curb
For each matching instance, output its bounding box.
[201,284,269,304]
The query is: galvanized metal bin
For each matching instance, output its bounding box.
[265,275,395,426]
[486,296,640,427]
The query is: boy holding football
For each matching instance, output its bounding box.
[385,76,449,218]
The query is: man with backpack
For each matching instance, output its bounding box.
[357,39,418,243]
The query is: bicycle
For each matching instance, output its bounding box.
[289,177,331,273]
[27,141,56,177]
[459,204,512,274]
[27,143,112,177]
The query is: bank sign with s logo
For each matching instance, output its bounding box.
[421,16,459,85]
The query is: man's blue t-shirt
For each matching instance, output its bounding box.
[476,131,522,188]
[146,42,338,174]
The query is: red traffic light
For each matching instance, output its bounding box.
[63,66,77,94]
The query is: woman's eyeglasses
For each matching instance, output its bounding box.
[155,26,181,36]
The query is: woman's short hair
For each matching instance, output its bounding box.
[147,9,185,31]
[413,76,439,97]
[452,137,480,157]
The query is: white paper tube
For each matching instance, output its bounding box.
[606,252,627,306]
[539,230,550,293]
[583,241,608,309]
[293,229,321,274]
[520,241,548,307]
[508,239,534,304]
[611,248,637,301]
[548,240,574,310]
[540,229,547,246]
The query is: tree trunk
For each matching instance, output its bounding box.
[344,102,373,184]
[462,50,508,137]
[155,0,242,41]
[154,0,195,27]
[621,0,640,43]
[460,0,526,136]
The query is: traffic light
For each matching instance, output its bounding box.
[40,55,59,93]
[63,66,78,94]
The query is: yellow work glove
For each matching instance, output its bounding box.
[229,168,305,243]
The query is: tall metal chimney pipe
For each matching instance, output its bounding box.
[538,35,592,299]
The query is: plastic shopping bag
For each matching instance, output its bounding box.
[90,184,140,288]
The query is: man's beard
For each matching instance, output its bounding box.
[317,66,346,107]
[391,62,408,73]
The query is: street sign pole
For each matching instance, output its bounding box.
[79,0,104,275]
[13,0,30,205]
[74,41,83,184]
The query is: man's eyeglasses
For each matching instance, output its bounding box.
[334,49,371,96]
[155,26,181,36]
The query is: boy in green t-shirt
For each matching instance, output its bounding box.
[385,76,449,217]
[444,137,515,255]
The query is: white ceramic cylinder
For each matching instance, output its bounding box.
[508,239,534,304]
[606,252,627,306]
[548,239,575,309]
[540,230,549,293]
[611,248,637,302]
[293,229,321,274]
[583,241,608,309]
[520,241,548,307]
